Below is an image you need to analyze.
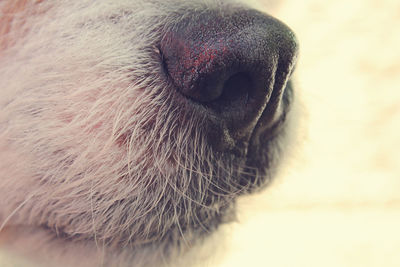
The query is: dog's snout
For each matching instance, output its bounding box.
[161,8,298,150]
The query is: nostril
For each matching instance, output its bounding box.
[212,72,253,107]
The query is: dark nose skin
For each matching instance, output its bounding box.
[160,8,298,153]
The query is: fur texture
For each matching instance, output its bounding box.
[0,0,297,266]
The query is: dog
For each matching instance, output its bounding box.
[0,0,298,266]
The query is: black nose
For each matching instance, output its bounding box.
[160,8,298,150]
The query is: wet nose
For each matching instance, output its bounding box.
[160,8,298,149]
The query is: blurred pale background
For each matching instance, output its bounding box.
[208,0,400,266]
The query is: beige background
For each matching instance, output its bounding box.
[214,0,400,266]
